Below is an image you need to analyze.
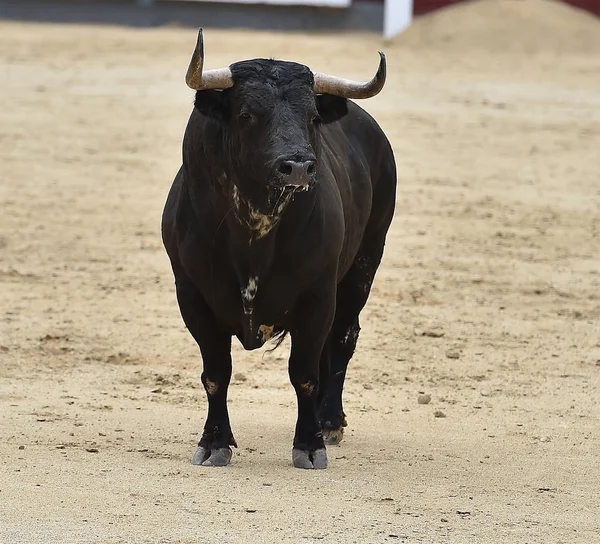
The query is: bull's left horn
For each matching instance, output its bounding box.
[312,52,386,99]
[186,28,234,91]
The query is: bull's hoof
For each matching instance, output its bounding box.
[323,427,344,445]
[292,447,328,469]
[192,446,232,467]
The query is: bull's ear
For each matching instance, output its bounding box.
[315,94,348,124]
[194,90,228,121]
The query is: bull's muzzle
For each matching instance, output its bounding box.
[276,159,317,192]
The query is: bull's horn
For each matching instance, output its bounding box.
[186,28,234,91]
[312,52,386,99]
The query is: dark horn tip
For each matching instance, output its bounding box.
[193,28,204,57]
[372,52,386,96]
[377,52,386,74]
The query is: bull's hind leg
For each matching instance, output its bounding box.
[318,237,387,445]
[289,285,336,469]
[175,277,237,467]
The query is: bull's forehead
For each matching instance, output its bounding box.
[229,59,314,96]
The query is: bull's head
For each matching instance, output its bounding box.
[185,29,386,209]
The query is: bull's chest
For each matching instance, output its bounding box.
[195,260,294,350]
[237,274,285,350]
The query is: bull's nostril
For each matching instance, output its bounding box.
[279,163,293,176]
[278,159,316,179]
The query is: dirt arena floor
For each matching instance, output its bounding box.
[1,1,599,542]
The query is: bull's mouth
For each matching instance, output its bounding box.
[282,181,313,193]
[265,179,314,216]
[269,178,314,199]
[275,175,316,194]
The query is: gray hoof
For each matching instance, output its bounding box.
[192,446,232,467]
[323,427,344,445]
[292,447,328,469]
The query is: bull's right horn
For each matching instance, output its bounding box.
[313,52,386,99]
[186,28,234,91]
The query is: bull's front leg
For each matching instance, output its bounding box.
[175,278,237,467]
[288,287,335,469]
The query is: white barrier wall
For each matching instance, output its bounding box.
[157,0,413,37]
[162,0,351,6]
[384,0,413,39]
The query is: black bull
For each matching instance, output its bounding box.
[161,30,397,469]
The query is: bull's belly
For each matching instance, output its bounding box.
[235,315,285,351]
[228,303,288,351]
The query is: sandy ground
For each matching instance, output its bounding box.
[1,2,600,542]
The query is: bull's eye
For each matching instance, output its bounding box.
[239,111,253,123]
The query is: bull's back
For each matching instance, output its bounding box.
[161,166,185,272]
[349,103,396,240]
[321,101,396,279]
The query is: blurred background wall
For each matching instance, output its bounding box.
[1,0,598,36]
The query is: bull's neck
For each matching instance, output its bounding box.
[222,179,294,246]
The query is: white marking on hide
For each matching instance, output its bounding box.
[204,379,219,395]
[241,276,258,315]
[276,199,288,215]
[247,204,276,240]
[299,381,316,396]
[231,184,241,211]
[258,324,275,343]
